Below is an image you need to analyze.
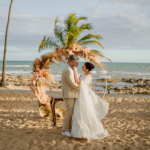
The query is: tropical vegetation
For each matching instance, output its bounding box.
[38,13,110,68]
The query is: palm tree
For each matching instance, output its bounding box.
[39,13,108,59]
[1,0,14,87]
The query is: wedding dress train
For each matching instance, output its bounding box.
[71,74,109,140]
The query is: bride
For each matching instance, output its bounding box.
[71,62,109,140]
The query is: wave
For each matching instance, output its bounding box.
[141,66,150,68]
[54,75,61,77]
[54,74,61,80]
[100,70,108,74]
[91,70,108,74]
[6,65,30,67]
[0,70,31,75]
[91,71,97,74]
[100,76,111,79]
[119,71,150,76]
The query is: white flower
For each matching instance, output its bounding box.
[33,80,36,85]
[39,77,45,82]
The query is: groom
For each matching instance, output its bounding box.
[61,55,80,137]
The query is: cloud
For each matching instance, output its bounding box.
[83,0,150,50]
[0,9,58,60]
[0,12,55,46]
[90,0,150,9]
[0,0,150,62]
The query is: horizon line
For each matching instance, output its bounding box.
[0,60,150,63]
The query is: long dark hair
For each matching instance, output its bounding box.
[85,62,95,71]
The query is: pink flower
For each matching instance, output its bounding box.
[68,51,73,55]
[58,47,63,52]
[87,47,91,51]
[75,48,80,52]
[39,70,43,77]
[83,50,88,55]
[33,80,36,85]
[77,45,82,49]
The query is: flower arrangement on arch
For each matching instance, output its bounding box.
[30,13,111,118]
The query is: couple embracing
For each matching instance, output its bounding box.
[61,55,109,140]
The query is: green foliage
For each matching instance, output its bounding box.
[39,13,109,60]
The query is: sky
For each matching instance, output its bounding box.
[0,0,150,63]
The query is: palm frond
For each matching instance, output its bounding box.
[72,23,92,39]
[59,31,65,46]
[77,23,92,33]
[54,17,65,46]
[39,36,60,52]
[77,33,102,44]
[64,13,76,31]
[39,37,45,52]
[81,40,104,49]
[45,37,59,48]
[54,17,59,37]
[91,50,111,61]
[74,16,87,25]
[67,31,76,46]
[54,17,58,28]
[55,27,65,46]
[65,35,68,47]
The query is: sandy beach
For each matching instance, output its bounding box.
[0,74,62,91]
[0,91,150,150]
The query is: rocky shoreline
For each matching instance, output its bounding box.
[93,78,150,94]
[0,74,150,94]
[95,78,150,84]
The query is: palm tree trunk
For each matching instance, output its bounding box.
[1,0,14,87]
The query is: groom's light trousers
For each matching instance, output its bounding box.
[63,98,75,131]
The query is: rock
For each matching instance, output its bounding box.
[15,84,21,86]
[141,91,150,94]
[108,85,113,88]
[114,87,121,90]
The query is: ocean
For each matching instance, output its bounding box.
[0,61,150,80]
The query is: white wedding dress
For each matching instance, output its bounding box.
[71,74,109,140]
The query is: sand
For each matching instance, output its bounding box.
[0,74,61,91]
[0,92,150,150]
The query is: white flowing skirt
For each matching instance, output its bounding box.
[71,81,109,140]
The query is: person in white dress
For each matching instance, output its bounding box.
[71,62,109,140]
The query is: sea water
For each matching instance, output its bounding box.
[1,61,149,91]
[0,61,150,80]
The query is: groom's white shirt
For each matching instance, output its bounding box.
[61,64,80,98]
